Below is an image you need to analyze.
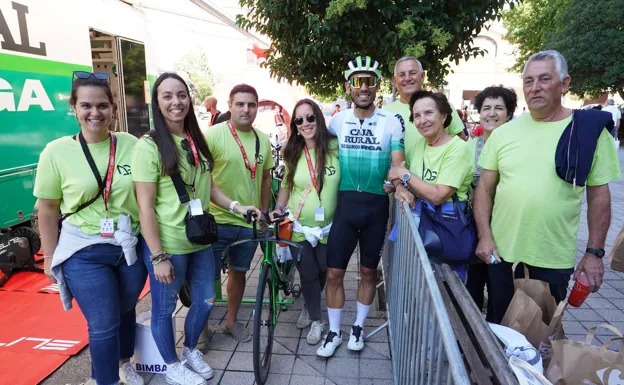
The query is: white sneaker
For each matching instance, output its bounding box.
[165,361,206,385]
[307,320,325,345]
[348,325,365,351]
[296,307,312,329]
[316,330,342,357]
[180,347,214,380]
[119,362,145,385]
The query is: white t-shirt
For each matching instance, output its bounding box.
[603,105,621,126]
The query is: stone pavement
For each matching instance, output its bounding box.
[43,148,624,385]
[141,245,393,385]
[563,147,624,344]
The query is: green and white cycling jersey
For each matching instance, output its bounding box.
[328,108,405,195]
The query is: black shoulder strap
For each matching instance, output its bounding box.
[62,133,116,221]
[252,128,260,159]
[171,173,191,204]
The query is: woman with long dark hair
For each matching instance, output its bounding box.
[132,73,260,385]
[271,99,341,345]
[35,72,146,385]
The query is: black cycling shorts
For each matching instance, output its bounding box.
[327,191,389,270]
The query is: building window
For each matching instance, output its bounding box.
[474,36,497,58]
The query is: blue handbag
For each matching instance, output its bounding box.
[416,156,477,262]
[417,195,478,262]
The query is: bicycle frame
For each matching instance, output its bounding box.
[220,219,303,312]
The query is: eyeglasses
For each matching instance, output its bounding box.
[349,76,378,89]
[73,71,110,81]
[294,114,316,126]
[181,139,196,166]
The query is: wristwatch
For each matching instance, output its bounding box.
[401,172,411,185]
[586,248,605,258]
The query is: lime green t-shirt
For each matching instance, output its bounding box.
[132,135,212,255]
[408,136,473,202]
[282,139,341,244]
[34,133,139,235]
[204,122,275,228]
[478,113,621,269]
[385,99,465,162]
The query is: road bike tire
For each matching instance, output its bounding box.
[253,263,275,385]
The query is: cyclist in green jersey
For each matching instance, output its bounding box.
[318,56,413,358]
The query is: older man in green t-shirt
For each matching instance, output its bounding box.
[385,56,467,162]
[474,50,621,324]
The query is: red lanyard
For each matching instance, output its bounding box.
[186,131,200,169]
[303,146,318,192]
[228,120,257,179]
[78,132,117,214]
[186,131,200,194]
[103,137,116,213]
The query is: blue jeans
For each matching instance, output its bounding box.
[63,243,147,385]
[211,224,258,280]
[142,239,215,363]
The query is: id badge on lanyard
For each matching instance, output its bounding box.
[186,132,204,216]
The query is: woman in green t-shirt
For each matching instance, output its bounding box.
[271,99,340,345]
[388,90,473,280]
[132,73,260,385]
[35,73,147,385]
[465,86,517,314]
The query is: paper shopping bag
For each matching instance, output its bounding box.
[546,324,624,385]
[608,225,624,272]
[501,264,567,365]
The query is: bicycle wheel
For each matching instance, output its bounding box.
[253,263,275,384]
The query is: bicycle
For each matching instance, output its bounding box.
[223,209,302,385]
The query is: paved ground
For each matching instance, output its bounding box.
[44,246,392,385]
[563,147,624,344]
[43,147,624,385]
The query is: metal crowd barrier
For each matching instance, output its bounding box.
[379,200,471,385]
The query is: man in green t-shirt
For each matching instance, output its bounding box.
[203,84,275,342]
[474,50,621,323]
[385,56,467,163]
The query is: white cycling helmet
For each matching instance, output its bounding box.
[344,56,382,80]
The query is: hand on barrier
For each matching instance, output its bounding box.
[476,236,501,265]
[394,184,415,208]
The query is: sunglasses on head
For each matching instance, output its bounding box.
[73,71,110,81]
[294,114,316,126]
[349,76,378,89]
[181,139,196,166]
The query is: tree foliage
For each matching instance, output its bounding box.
[504,0,624,98]
[174,50,215,104]
[236,0,516,98]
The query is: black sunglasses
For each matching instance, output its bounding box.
[294,114,316,126]
[73,71,110,84]
[181,139,196,166]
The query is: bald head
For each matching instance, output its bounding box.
[204,96,217,113]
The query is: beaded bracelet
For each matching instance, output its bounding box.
[151,253,171,266]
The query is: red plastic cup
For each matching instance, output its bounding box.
[568,273,590,307]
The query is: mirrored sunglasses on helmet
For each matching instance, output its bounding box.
[73,71,110,81]
[349,75,378,88]
[294,114,316,126]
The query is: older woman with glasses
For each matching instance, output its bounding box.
[132,72,260,385]
[271,99,341,345]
